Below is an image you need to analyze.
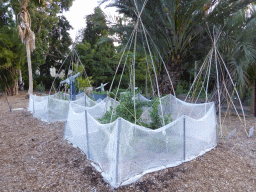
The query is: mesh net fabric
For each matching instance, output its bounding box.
[63,94,217,187]
[28,93,217,187]
[28,92,108,122]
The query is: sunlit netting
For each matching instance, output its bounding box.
[64,93,217,187]
[134,93,151,102]
[28,92,119,122]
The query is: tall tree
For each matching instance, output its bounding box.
[39,15,72,77]
[101,0,256,95]
[0,1,25,94]
[17,0,36,95]
[76,7,117,87]
[9,0,74,93]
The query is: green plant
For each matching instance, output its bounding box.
[88,94,96,101]
[176,81,188,95]
[75,75,93,92]
[149,98,163,129]
[36,81,45,93]
[164,113,172,125]
[34,75,61,91]
[99,92,172,129]
[99,92,147,124]
[112,88,128,99]
[55,91,69,100]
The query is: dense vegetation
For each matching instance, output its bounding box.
[101,0,256,101]
[1,0,256,106]
[99,91,172,129]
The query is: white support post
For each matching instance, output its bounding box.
[33,100,35,116]
[216,107,218,144]
[183,114,186,161]
[47,96,50,122]
[115,117,121,186]
[85,110,90,159]
[85,93,86,107]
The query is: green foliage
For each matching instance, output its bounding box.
[149,98,162,130]
[75,76,93,92]
[83,7,108,45]
[0,2,25,92]
[76,7,117,88]
[33,75,61,91]
[148,97,172,129]
[102,0,256,97]
[7,0,74,92]
[99,92,146,124]
[176,81,189,96]
[55,91,69,100]
[36,81,45,93]
[39,15,73,77]
[99,92,172,129]
[73,64,94,92]
[112,88,127,99]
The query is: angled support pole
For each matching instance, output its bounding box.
[5,96,12,112]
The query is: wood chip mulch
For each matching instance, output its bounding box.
[0,91,255,191]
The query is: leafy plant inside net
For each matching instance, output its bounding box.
[55,91,69,100]
[99,92,172,129]
[99,92,147,124]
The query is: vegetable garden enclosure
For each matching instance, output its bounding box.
[28,0,249,188]
[28,91,217,187]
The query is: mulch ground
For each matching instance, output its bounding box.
[0,91,255,191]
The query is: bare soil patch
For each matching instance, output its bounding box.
[0,91,255,191]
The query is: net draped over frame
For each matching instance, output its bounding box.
[28,92,217,188]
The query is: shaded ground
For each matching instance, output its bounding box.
[0,91,255,191]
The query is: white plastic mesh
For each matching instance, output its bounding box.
[63,94,217,187]
[28,92,116,122]
[138,94,151,102]
[48,96,69,122]
[28,93,217,187]
[28,95,49,122]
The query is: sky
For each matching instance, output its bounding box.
[63,0,118,41]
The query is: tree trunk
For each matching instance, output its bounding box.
[19,69,23,85]
[156,58,183,95]
[26,41,33,95]
[19,69,24,91]
[14,70,19,95]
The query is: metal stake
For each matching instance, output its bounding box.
[33,100,35,116]
[115,118,121,185]
[183,114,186,161]
[85,110,90,159]
[85,93,87,107]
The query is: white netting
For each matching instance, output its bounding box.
[28,93,217,187]
[62,94,217,188]
[132,93,151,102]
[28,92,117,122]
[138,94,151,102]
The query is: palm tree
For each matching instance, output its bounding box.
[218,8,256,94]
[101,0,211,94]
[101,0,256,95]
[17,0,35,95]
